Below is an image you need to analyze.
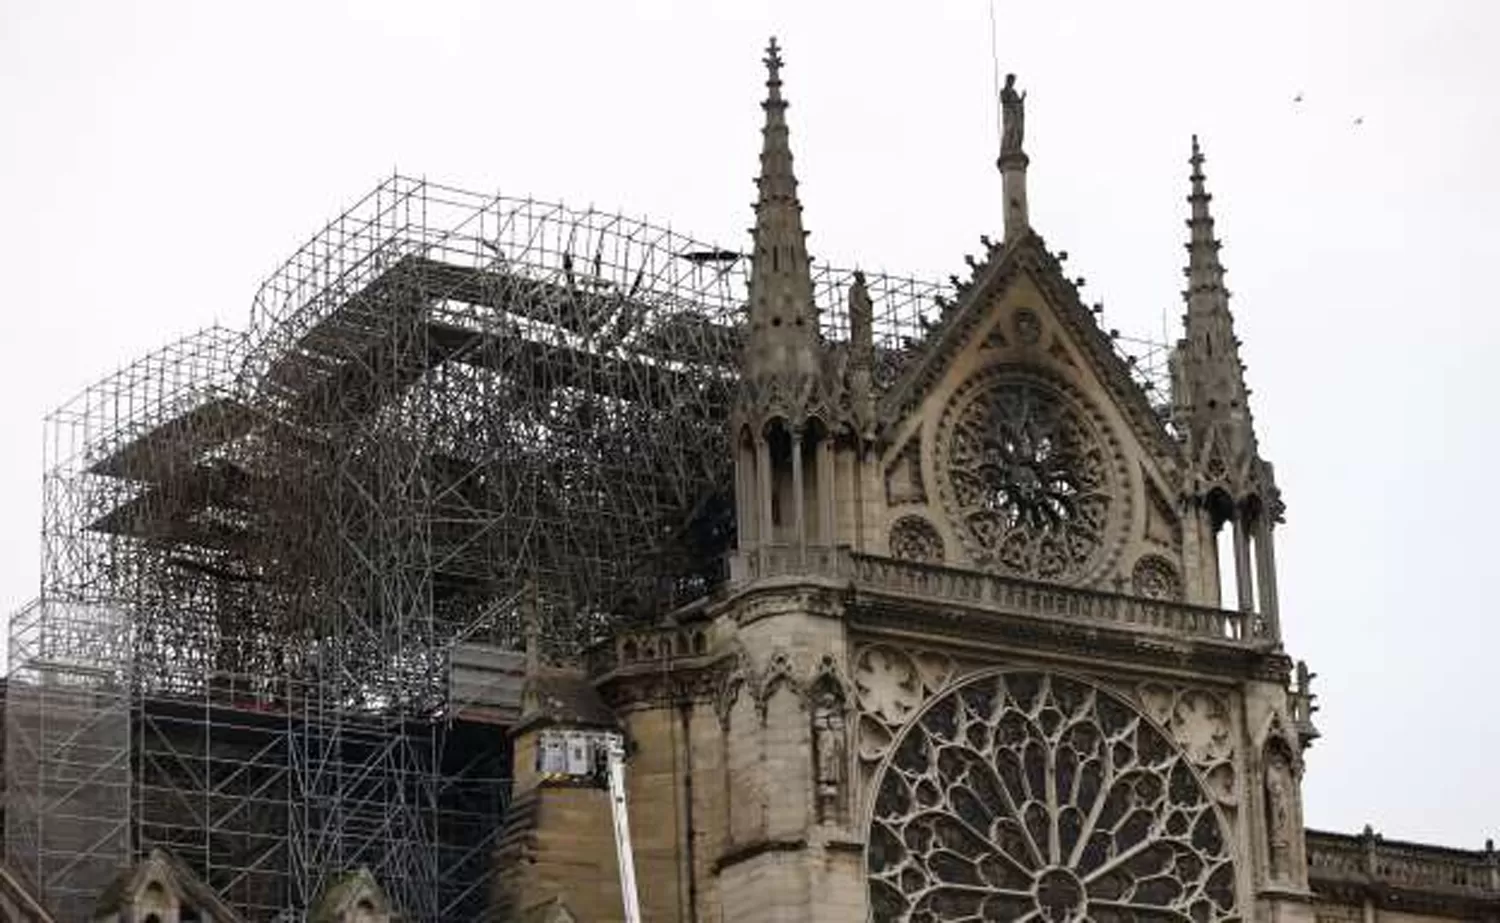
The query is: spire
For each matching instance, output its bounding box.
[1171,136,1283,627]
[1174,134,1256,460]
[742,36,820,394]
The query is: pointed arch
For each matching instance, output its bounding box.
[756,649,804,720]
[715,644,754,729]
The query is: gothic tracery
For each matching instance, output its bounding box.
[890,516,945,564]
[1132,555,1184,601]
[936,371,1122,583]
[867,671,1238,923]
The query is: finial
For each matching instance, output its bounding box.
[764,36,784,96]
[1189,134,1209,196]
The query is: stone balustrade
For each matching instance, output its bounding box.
[587,623,712,675]
[846,552,1255,643]
[592,547,1267,676]
[1307,828,1500,899]
[733,546,1259,645]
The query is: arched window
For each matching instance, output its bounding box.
[1206,488,1238,608]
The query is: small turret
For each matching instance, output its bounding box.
[731,38,841,577]
[1170,136,1283,634]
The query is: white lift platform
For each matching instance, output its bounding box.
[536,728,641,923]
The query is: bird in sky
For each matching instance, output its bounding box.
[1353,116,1364,126]
[1294,91,1304,103]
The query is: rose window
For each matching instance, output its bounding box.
[1132,555,1183,602]
[868,671,1238,923]
[936,372,1119,582]
[891,516,945,565]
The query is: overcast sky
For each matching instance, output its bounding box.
[2,0,1497,848]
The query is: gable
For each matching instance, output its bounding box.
[879,232,1178,464]
[93,849,244,923]
[871,232,1191,593]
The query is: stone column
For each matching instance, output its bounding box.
[757,437,773,561]
[735,438,755,551]
[792,432,806,561]
[999,153,1030,244]
[819,439,836,548]
[1233,516,1254,613]
[1255,517,1281,636]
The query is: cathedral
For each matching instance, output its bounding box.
[2,36,1497,923]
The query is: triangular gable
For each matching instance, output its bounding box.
[878,230,1180,467]
[310,867,398,923]
[93,848,244,923]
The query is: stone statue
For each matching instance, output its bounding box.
[848,270,873,359]
[1000,73,1026,159]
[1264,748,1295,881]
[813,699,847,823]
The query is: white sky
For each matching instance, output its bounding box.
[2,0,1497,848]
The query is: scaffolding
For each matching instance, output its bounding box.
[4,175,1172,921]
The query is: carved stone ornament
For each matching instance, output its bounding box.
[854,645,956,765]
[756,650,803,720]
[810,663,851,825]
[1264,743,1296,883]
[935,368,1126,584]
[889,515,945,564]
[1138,683,1237,808]
[885,439,928,506]
[856,646,924,727]
[1014,308,1043,346]
[1131,554,1184,601]
[715,648,752,728]
[867,671,1238,923]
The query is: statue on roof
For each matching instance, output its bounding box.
[1000,73,1026,159]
